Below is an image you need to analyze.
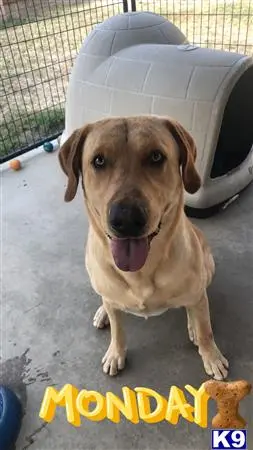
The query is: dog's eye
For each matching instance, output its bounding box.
[149,150,165,165]
[92,154,106,169]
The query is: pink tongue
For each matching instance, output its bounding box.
[110,237,149,272]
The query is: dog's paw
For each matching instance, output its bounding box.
[102,344,126,376]
[93,306,109,329]
[199,343,229,380]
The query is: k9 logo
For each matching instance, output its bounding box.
[211,430,247,449]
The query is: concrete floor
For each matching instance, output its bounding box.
[2,150,253,450]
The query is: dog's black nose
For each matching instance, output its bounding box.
[108,201,147,237]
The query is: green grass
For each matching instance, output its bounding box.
[0,107,64,157]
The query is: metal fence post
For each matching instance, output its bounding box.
[131,0,137,11]
[123,0,128,12]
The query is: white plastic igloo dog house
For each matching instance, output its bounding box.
[62,11,253,217]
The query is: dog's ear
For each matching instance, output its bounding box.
[58,125,91,202]
[165,118,201,194]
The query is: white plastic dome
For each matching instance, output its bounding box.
[62,12,187,142]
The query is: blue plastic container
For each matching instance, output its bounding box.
[0,386,22,450]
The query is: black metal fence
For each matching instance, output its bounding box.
[1,0,252,162]
[133,0,253,54]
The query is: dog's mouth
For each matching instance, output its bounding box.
[107,222,161,272]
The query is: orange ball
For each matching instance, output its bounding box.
[9,159,21,171]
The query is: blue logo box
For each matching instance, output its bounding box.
[211,430,247,449]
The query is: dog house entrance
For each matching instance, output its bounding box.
[211,66,253,178]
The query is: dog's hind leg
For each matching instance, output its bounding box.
[186,308,198,345]
[93,305,109,329]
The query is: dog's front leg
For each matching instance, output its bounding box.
[188,291,229,380]
[102,299,127,376]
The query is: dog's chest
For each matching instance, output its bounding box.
[120,271,199,318]
[86,236,205,316]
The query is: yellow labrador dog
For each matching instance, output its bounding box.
[59,115,229,380]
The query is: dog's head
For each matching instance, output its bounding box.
[59,116,201,272]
